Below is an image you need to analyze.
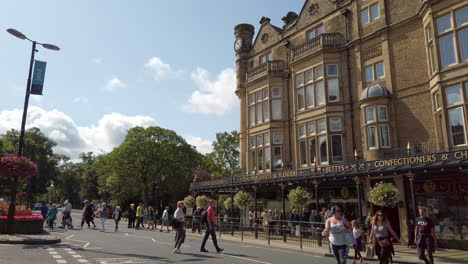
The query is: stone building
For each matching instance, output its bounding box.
[191,0,468,249]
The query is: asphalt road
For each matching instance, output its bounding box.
[0,211,347,264]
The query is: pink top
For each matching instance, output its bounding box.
[207,205,216,223]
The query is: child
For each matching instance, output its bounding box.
[352,220,364,263]
[46,204,58,230]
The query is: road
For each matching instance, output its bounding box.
[0,211,345,264]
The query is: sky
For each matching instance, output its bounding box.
[0,0,304,159]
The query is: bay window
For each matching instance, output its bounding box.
[363,105,391,149]
[436,6,468,68]
[444,83,468,146]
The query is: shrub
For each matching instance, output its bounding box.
[288,187,310,209]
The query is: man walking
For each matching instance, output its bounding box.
[415,207,437,264]
[192,207,202,234]
[200,200,223,253]
[160,206,170,232]
[135,202,145,229]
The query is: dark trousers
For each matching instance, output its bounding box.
[331,244,348,264]
[115,219,120,231]
[174,225,186,249]
[417,236,434,264]
[374,238,392,264]
[201,225,221,251]
[128,216,135,228]
[192,222,201,234]
[136,217,145,228]
[48,219,54,229]
[81,218,91,228]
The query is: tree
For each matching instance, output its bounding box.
[79,152,99,202]
[204,131,239,178]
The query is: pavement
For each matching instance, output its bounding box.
[0,234,61,244]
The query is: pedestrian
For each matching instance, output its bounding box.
[136,202,145,229]
[98,202,108,232]
[160,206,170,232]
[40,201,48,220]
[289,209,300,237]
[352,220,364,264]
[200,200,224,253]
[46,204,58,229]
[128,204,136,228]
[172,201,186,254]
[322,205,352,264]
[369,210,400,264]
[192,207,201,234]
[415,207,437,264]
[147,206,156,229]
[114,206,122,232]
[365,211,372,235]
[81,200,95,228]
[249,208,254,231]
[61,199,73,229]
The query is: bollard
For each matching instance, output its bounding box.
[283,224,287,243]
[268,220,271,245]
[241,218,244,241]
[299,225,303,249]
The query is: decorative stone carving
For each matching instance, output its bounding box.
[261,33,269,44]
[308,3,319,16]
[327,0,347,5]
[363,46,383,61]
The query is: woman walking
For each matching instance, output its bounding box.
[173,201,186,254]
[369,210,401,264]
[46,204,58,230]
[98,203,108,232]
[127,204,136,228]
[114,206,122,232]
[322,205,352,264]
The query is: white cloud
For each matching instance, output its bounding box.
[92,58,103,65]
[184,135,213,154]
[185,67,237,115]
[105,78,126,91]
[0,107,156,160]
[73,96,89,104]
[144,57,182,80]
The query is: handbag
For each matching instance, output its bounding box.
[345,232,355,245]
[378,238,391,248]
[366,245,375,258]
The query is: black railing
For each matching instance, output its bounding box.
[185,215,327,250]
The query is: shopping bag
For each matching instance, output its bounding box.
[366,245,375,258]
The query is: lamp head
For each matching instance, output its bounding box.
[7,28,27,40]
[41,43,60,51]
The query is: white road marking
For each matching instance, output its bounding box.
[77,259,89,263]
[94,257,167,264]
[64,234,91,248]
[221,253,273,264]
[68,251,76,254]
[64,248,72,251]
[46,248,54,251]
[56,260,67,264]
[49,251,58,254]
[52,255,62,259]
[72,255,82,258]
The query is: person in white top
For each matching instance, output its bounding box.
[173,201,186,254]
[351,220,364,264]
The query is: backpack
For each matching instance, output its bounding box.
[170,218,181,228]
[201,210,208,224]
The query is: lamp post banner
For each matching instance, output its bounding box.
[31,60,47,95]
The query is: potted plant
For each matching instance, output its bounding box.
[183,195,196,209]
[195,195,209,210]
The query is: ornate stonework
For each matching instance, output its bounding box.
[363,46,383,61]
[308,3,319,16]
[261,33,269,44]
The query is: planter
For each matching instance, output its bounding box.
[0,218,45,234]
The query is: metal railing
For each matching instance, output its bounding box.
[246,60,286,82]
[381,142,440,158]
[292,33,345,60]
[185,215,328,250]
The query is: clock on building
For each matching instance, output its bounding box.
[234,38,243,52]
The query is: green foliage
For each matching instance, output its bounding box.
[203,131,239,178]
[224,197,232,210]
[183,195,196,208]
[369,182,400,208]
[196,195,209,209]
[288,187,310,209]
[234,191,253,209]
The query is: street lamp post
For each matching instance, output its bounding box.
[6,28,59,234]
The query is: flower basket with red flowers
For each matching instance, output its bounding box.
[0,154,38,179]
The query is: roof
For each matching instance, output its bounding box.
[360,82,392,101]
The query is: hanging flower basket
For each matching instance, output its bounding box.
[195,195,209,210]
[183,195,196,208]
[369,182,400,208]
[234,191,253,209]
[0,154,38,179]
[288,187,310,209]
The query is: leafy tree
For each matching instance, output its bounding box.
[204,130,239,178]
[79,152,99,202]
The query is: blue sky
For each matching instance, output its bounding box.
[0,0,304,158]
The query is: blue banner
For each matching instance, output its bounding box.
[31,60,47,95]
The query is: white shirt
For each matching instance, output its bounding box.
[174,208,185,222]
[353,227,362,238]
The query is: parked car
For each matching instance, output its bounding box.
[33,203,43,210]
